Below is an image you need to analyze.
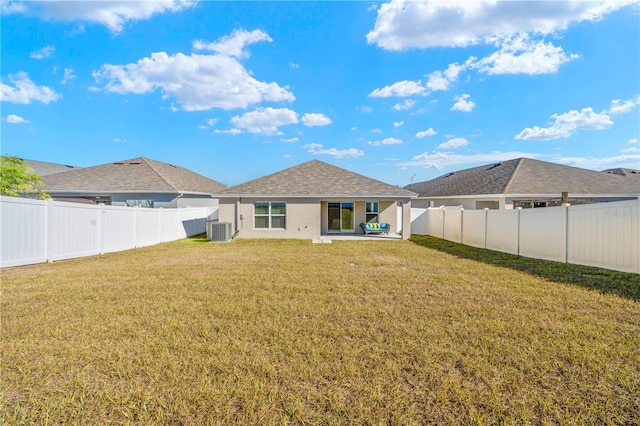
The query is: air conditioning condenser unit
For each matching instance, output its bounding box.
[207,221,232,242]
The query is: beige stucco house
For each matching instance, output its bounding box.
[216,160,417,239]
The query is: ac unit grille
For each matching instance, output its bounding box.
[208,222,232,242]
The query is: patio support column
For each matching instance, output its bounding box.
[402,199,411,240]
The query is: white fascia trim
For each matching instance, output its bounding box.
[217,194,417,199]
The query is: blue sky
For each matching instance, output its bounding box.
[1,0,639,187]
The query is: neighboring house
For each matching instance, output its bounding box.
[22,158,81,176]
[216,160,417,239]
[42,157,226,208]
[405,157,640,210]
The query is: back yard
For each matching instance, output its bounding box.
[2,236,639,424]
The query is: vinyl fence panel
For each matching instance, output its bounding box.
[519,206,567,263]
[426,208,444,238]
[567,200,639,273]
[0,197,48,267]
[135,208,163,247]
[48,201,101,262]
[410,208,428,235]
[461,209,486,248]
[101,206,136,254]
[486,209,520,255]
[443,209,463,243]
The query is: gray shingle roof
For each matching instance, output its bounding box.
[219,160,416,198]
[22,159,80,176]
[42,157,226,194]
[405,158,640,197]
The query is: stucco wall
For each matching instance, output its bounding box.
[219,198,321,239]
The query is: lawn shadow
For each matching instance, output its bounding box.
[186,233,211,244]
[410,235,640,302]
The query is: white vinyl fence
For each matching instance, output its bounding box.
[0,196,217,268]
[412,199,640,273]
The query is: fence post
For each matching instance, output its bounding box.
[484,208,489,249]
[45,198,53,262]
[460,207,464,244]
[516,207,522,256]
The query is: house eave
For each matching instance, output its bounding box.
[216,193,417,199]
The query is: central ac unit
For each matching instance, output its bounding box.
[207,221,232,242]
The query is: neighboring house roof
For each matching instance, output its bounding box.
[22,158,81,176]
[42,157,226,194]
[601,168,640,178]
[405,157,640,197]
[219,159,417,198]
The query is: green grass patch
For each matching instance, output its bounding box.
[2,238,639,424]
[410,234,640,301]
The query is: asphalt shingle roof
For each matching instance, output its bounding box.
[43,157,227,194]
[219,160,416,197]
[22,159,80,176]
[602,168,640,178]
[405,158,639,197]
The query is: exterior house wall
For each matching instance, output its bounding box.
[378,201,398,233]
[219,198,321,239]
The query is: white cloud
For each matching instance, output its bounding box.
[206,118,217,126]
[0,72,61,104]
[30,45,55,59]
[357,106,373,113]
[369,137,403,146]
[304,143,364,159]
[61,67,76,84]
[621,147,639,153]
[426,63,463,91]
[470,35,579,75]
[516,107,613,141]
[6,0,196,34]
[629,138,638,144]
[214,128,243,135]
[608,96,640,115]
[230,107,298,135]
[6,114,29,124]
[451,94,475,112]
[193,29,271,59]
[438,137,468,149]
[392,99,416,111]
[198,125,208,130]
[367,0,636,51]
[350,126,357,131]
[400,151,538,168]
[301,113,332,127]
[281,137,298,143]
[93,30,294,111]
[289,62,300,69]
[393,121,404,127]
[416,128,437,138]
[369,80,425,98]
[371,128,382,134]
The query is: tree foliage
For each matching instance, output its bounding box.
[0,156,50,199]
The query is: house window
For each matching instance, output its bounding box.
[126,199,153,208]
[366,202,379,222]
[254,202,286,229]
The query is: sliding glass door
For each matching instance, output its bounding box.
[328,202,354,232]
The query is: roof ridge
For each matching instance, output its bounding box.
[140,157,181,192]
[501,157,524,193]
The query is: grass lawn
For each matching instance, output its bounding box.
[2,236,639,424]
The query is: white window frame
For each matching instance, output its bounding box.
[365,201,379,222]
[254,201,286,230]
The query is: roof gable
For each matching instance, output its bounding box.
[43,157,227,194]
[406,157,639,197]
[220,160,416,197]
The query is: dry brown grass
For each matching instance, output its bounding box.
[2,237,639,424]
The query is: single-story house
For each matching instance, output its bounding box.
[42,157,227,208]
[405,157,640,210]
[216,160,417,239]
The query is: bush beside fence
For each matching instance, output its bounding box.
[412,199,639,274]
[0,196,217,268]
